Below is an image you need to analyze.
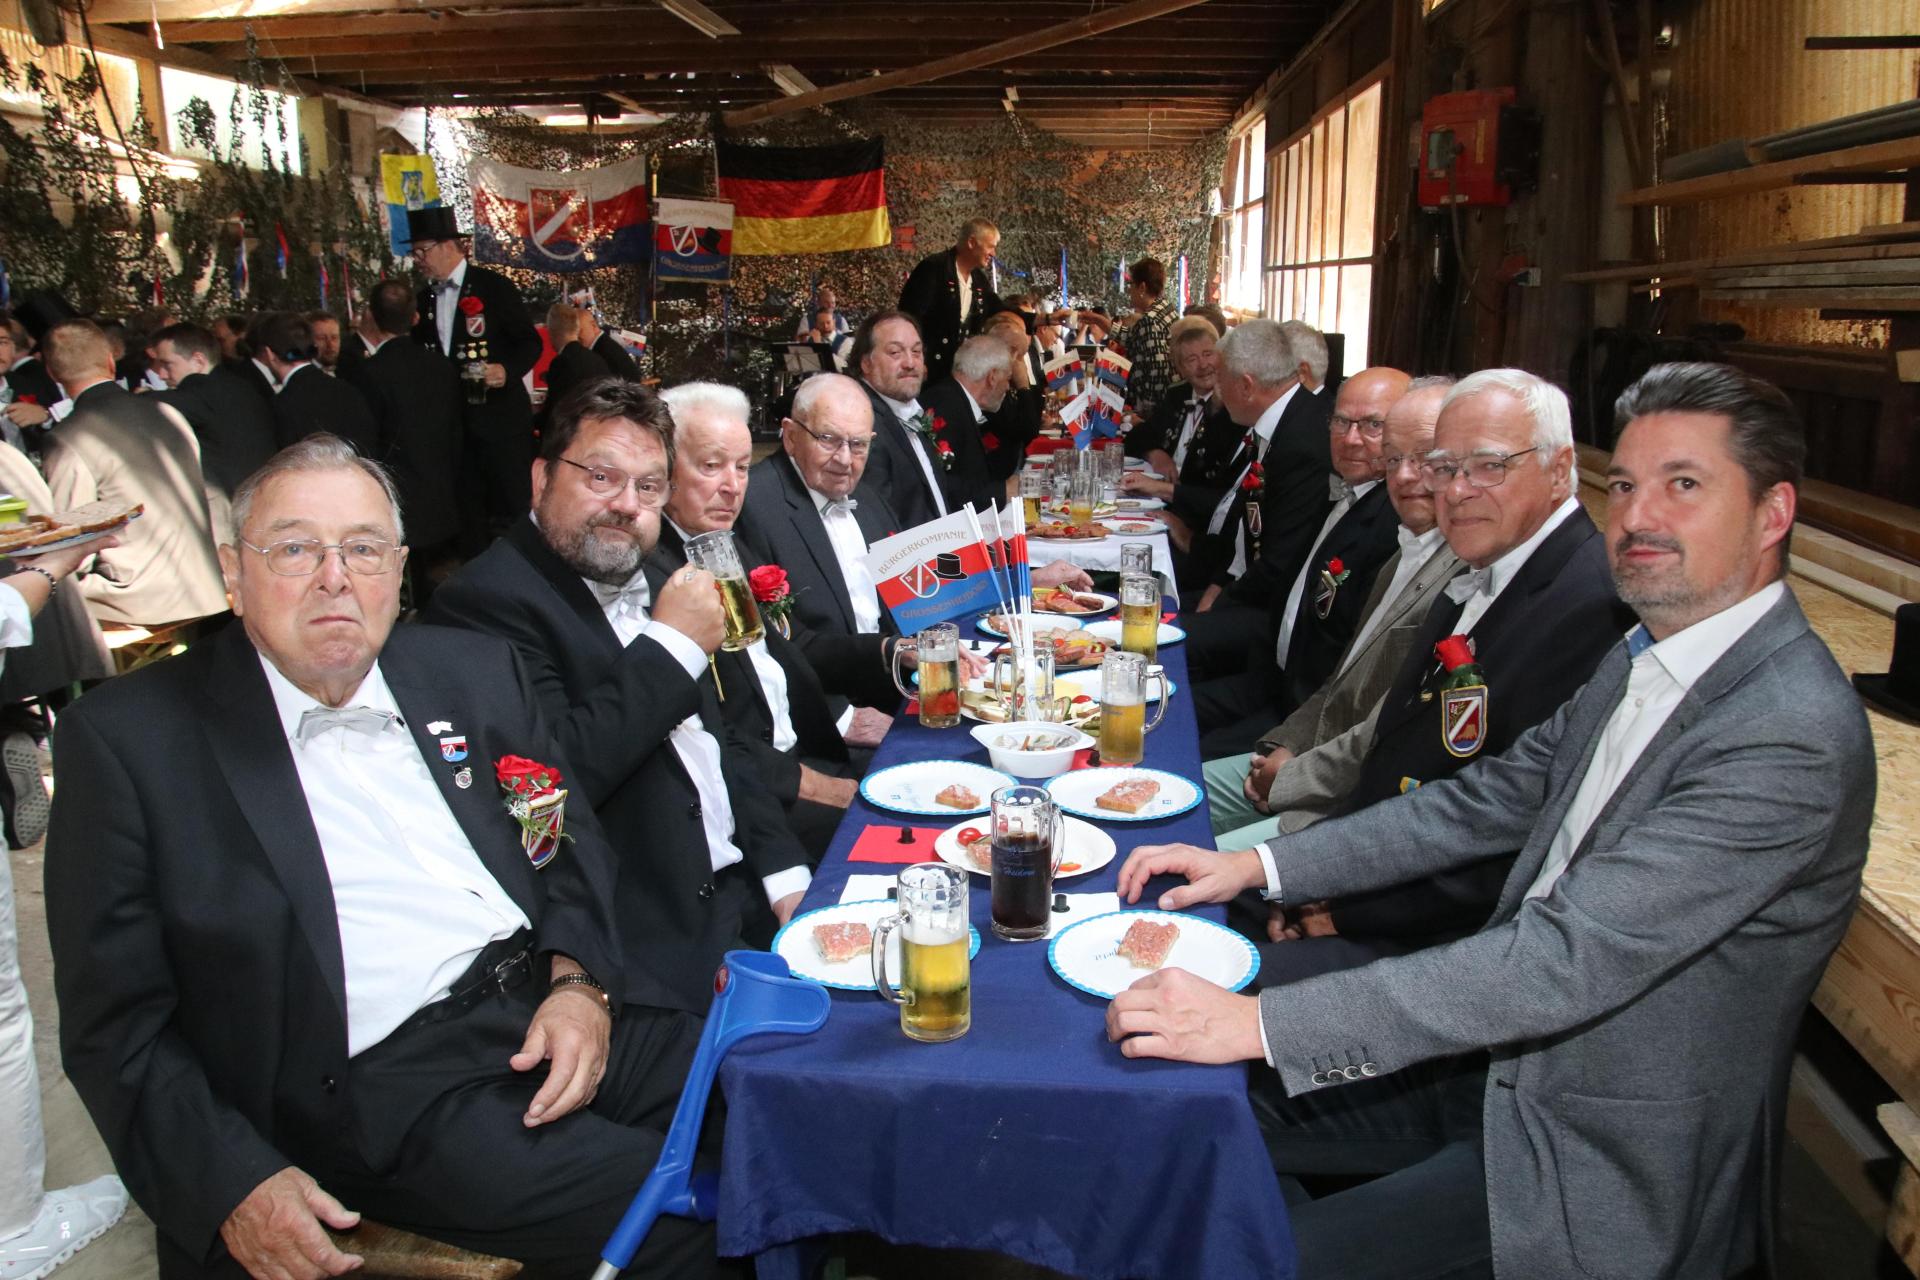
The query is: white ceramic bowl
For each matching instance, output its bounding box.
[969,721,1094,780]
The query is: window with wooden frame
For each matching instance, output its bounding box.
[1263,78,1383,369]
[1221,117,1267,314]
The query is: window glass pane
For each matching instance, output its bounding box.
[162,66,305,173]
[1340,263,1373,368]
[1343,84,1382,259]
[1326,107,1348,248]
[1307,119,1330,262]
[1247,119,1267,205]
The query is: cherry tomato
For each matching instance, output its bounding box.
[955,826,984,846]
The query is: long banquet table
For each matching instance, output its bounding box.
[716,624,1295,1280]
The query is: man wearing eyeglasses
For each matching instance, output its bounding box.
[1242,368,1632,983]
[45,435,718,1278]
[427,378,812,1015]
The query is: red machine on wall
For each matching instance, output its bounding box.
[1419,88,1539,207]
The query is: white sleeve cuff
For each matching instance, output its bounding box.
[1256,995,1277,1068]
[1256,841,1283,902]
[762,865,812,907]
[639,619,709,680]
[835,704,856,737]
[0,581,34,651]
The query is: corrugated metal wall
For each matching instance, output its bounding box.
[1663,0,1920,350]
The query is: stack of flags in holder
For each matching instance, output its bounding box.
[1079,350,1132,446]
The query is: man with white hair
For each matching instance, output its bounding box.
[1240,368,1632,981]
[918,333,1013,510]
[1278,319,1329,395]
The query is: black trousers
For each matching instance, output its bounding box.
[159,956,715,1280]
[1182,600,1268,681]
[460,424,534,551]
[1251,1055,1492,1280]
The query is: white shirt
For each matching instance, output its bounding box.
[1340,525,1447,671]
[808,483,883,634]
[1216,383,1300,580]
[1276,479,1378,665]
[251,357,278,391]
[435,258,469,356]
[666,520,797,754]
[1451,494,1584,636]
[587,568,812,907]
[1524,581,1787,901]
[959,382,986,425]
[876,389,948,516]
[273,361,314,393]
[956,263,974,328]
[0,581,32,674]
[260,656,530,1057]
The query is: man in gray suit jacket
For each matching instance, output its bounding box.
[1109,363,1874,1279]
[1202,377,1462,847]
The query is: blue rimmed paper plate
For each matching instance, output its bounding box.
[773,899,982,992]
[1044,767,1200,822]
[859,760,1016,817]
[1048,910,1258,999]
[1080,619,1187,648]
[1111,496,1167,513]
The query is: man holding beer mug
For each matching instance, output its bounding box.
[427,377,812,1014]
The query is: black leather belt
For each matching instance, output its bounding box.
[397,929,535,1034]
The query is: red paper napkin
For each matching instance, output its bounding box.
[1069,748,1126,771]
[903,698,919,714]
[1161,611,1177,624]
[848,824,949,864]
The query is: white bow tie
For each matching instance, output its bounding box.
[1443,568,1492,605]
[591,578,651,618]
[1397,525,1429,555]
[822,498,859,516]
[1329,476,1354,504]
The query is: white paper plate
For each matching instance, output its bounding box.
[1123,456,1149,470]
[931,815,1118,880]
[975,612,1085,639]
[0,517,137,558]
[1111,497,1167,513]
[1105,520,1162,536]
[1081,620,1187,648]
[1034,591,1117,616]
[1048,910,1258,999]
[773,899,981,992]
[859,760,1017,817]
[1073,667,1178,703]
[1044,767,1200,822]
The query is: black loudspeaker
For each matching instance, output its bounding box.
[1323,332,1346,398]
[20,0,67,47]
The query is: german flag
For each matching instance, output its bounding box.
[716,138,891,256]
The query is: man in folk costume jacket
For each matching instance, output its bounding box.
[897,217,1002,384]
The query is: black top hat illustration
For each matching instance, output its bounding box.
[405,206,467,246]
[931,551,967,581]
[11,290,77,343]
[1854,602,1920,720]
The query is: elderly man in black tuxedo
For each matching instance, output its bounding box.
[425,380,812,1012]
[917,333,1014,512]
[254,312,379,456]
[46,436,713,1279]
[150,321,279,505]
[897,217,1002,383]
[407,206,542,549]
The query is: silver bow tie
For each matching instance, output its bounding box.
[823,498,859,516]
[296,705,401,746]
[438,279,462,295]
[1442,568,1492,605]
[1329,476,1354,504]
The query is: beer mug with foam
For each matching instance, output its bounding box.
[1096,650,1169,766]
[872,862,971,1042]
[683,529,763,652]
[891,622,962,727]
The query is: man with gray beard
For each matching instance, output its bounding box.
[426,379,811,1013]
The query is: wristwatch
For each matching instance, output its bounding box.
[549,970,614,1021]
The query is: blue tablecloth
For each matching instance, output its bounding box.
[717,629,1296,1280]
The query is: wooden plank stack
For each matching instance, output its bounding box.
[1566,221,1920,312]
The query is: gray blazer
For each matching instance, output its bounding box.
[1256,541,1464,832]
[1259,589,1874,1278]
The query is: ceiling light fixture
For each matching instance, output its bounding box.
[765,63,817,97]
[656,0,738,38]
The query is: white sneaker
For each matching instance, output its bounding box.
[0,1176,129,1279]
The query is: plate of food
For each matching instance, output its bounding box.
[959,680,1102,729]
[0,501,142,557]
[773,899,982,992]
[1124,456,1150,470]
[1105,520,1162,536]
[859,760,1017,817]
[1111,497,1167,513]
[1044,499,1117,520]
[1033,587,1116,615]
[1044,767,1200,822]
[1073,665,1176,702]
[932,816,1117,881]
[1048,910,1258,999]
[1081,619,1187,648]
[977,611,1086,639]
[1030,521,1109,542]
[986,627,1110,672]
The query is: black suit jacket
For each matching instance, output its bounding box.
[917,377,1000,512]
[344,336,464,549]
[227,356,276,404]
[858,381,944,529]
[543,341,612,420]
[271,363,379,455]
[155,366,278,498]
[736,450,901,642]
[414,262,541,441]
[4,355,59,408]
[897,247,1001,382]
[44,622,625,1264]
[1277,482,1402,714]
[423,517,810,1011]
[592,332,640,381]
[1217,384,1334,599]
[1331,507,1634,940]
[983,385,1042,482]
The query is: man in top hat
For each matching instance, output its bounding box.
[407,206,542,551]
[898,218,1002,384]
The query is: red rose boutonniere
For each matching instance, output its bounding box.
[1239,461,1264,497]
[1313,557,1352,620]
[909,410,955,471]
[980,431,1001,453]
[458,295,484,316]
[495,754,570,868]
[748,563,797,637]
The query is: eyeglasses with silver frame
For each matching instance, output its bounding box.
[242,537,404,576]
[556,456,671,506]
[1418,446,1540,492]
[793,420,874,458]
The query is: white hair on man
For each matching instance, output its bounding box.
[1278,320,1328,387]
[1169,315,1218,347]
[230,433,405,544]
[660,380,752,437]
[1441,368,1575,468]
[1215,318,1297,388]
[953,333,1012,381]
[790,371,870,425]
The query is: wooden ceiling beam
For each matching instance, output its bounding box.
[297,49,1273,75]
[205,31,1269,58]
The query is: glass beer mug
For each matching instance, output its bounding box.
[991,646,1056,723]
[988,785,1067,942]
[682,530,763,652]
[1096,650,1169,767]
[1119,542,1155,578]
[872,862,971,1042]
[1019,469,1048,526]
[891,622,962,728]
[1118,572,1161,664]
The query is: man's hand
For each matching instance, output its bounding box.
[511,978,611,1128]
[220,1167,363,1280]
[771,890,804,926]
[17,533,118,581]
[1105,968,1265,1064]
[652,566,726,654]
[1268,900,1337,943]
[4,402,50,429]
[1032,559,1094,591]
[1116,843,1264,910]
[798,765,858,809]
[1121,472,1174,501]
[1243,745,1293,814]
[958,645,989,680]
[483,362,508,389]
[1194,584,1222,613]
[842,705,892,748]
